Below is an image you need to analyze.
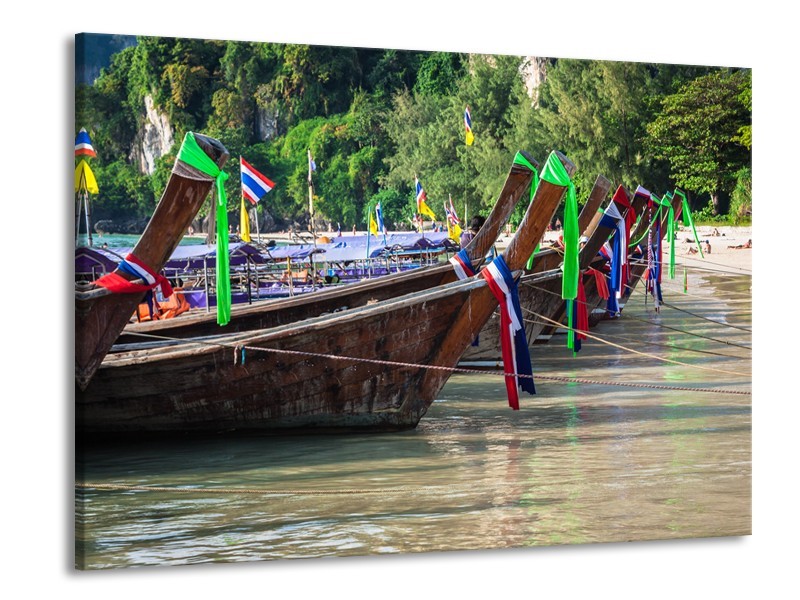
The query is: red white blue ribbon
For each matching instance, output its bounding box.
[481,256,535,409]
[449,249,476,280]
[95,253,174,298]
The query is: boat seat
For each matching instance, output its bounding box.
[157,288,191,319]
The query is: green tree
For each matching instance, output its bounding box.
[646,69,751,214]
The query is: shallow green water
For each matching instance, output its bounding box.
[75,271,751,570]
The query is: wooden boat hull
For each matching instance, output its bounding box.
[77,152,575,436]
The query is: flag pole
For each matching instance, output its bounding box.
[307,149,317,289]
[366,200,372,278]
[84,190,93,247]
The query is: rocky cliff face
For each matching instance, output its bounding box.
[130,95,175,175]
[519,56,549,106]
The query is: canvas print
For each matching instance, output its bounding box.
[74,33,752,570]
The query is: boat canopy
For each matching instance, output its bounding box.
[75,242,267,275]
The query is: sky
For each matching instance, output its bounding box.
[4,1,794,598]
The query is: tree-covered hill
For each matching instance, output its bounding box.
[75,34,751,232]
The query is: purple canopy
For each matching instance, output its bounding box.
[75,242,266,276]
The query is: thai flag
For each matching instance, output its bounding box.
[74,128,96,158]
[240,157,275,205]
[375,201,387,234]
[444,196,460,226]
[415,177,427,207]
[464,106,474,146]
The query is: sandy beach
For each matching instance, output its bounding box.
[495,224,753,273]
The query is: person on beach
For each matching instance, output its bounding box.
[460,215,486,249]
[728,239,752,249]
[704,240,711,254]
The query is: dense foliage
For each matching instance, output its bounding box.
[75,36,752,230]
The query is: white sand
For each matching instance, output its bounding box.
[496,224,752,274]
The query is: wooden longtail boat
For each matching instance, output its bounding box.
[584,189,683,324]
[75,133,229,389]
[114,153,539,346]
[459,174,612,362]
[76,152,575,436]
[535,185,648,338]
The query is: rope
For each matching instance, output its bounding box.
[660,301,752,332]
[523,308,749,378]
[619,311,752,350]
[524,315,746,359]
[124,331,750,396]
[519,279,752,350]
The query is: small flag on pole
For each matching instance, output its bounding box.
[375,202,387,235]
[448,195,461,225]
[415,176,437,220]
[75,128,97,158]
[464,106,474,146]
[444,196,462,243]
[240,198,252,242]
[369,213,378,235]
[74,159,99,194]
[240,157,275,205]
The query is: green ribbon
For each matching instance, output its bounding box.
[176,132,231,326]
[540,152,578,301]
[538,152,578,351]
[630,202,663,248]
[673,189,704,258]
[514,152,542,270]
[657,193,676,280]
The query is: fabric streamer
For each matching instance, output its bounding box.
[673,189,704,257]
[540,152,579,303]
[568,276,589,354]
[449,249,476,280]
[659,193,676,280]
[588,267,610,300]
[95,253,175,320]
[176,132,231,326]
[481,256,535,409]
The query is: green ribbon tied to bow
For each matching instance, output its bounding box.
[657,193,676,280]
[512,152,542,271]
[539,152,579,351]
[176,132,232,326]
[672,189,704,258]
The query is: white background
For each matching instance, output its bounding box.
[2,1,793,598]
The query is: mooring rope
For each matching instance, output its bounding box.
[659,301,752,332]
[521,278,753,344]
[524,315,746,359]
[123,331,751,397]
[523,308,749,377]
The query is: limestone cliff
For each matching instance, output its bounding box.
[129,95,175,175]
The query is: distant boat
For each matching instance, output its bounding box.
[76,152,575,436]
